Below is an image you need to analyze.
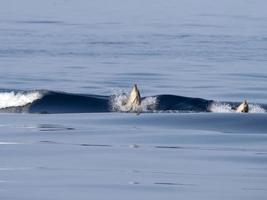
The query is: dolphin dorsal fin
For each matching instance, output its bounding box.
[126,84,141,111]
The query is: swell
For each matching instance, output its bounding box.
[0,90,266,114]
[29,91,110,114]
[155,95,212,112]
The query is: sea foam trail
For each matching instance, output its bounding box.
[0,91,43,109]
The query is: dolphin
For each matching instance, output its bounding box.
[236,100,249,113]
[123,84,141,112]
[122,85,250,113]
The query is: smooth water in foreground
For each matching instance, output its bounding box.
[1,0,267,199]
[1,113,267,200]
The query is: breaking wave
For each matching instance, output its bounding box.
[0,90,266,114]
[0,91,43,109]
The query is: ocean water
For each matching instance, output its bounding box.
[1,0,267,199]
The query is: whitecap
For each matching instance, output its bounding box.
[0,91,42,109]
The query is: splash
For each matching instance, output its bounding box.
[209,101,266,113]
[209,102,234,113]
[249,104,266,113]
[140,96,157,112]
[110,92,129,112]
[0,91,43,109]
[110,92,157,112]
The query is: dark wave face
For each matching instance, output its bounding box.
[0,90,266,114]
[155,95,212,112]
[29,92,110,114]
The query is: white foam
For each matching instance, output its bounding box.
[209,102,233,113]
[111,92,157,112]
[249,104,266,113]
[111,92,129,112]
[0,91,42,109]
[209,101,266,113]
[140,96,157,111]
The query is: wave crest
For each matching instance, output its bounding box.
[0,90,265,114]
[0,91,43,109]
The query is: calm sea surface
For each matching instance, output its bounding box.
[1,0,267,199]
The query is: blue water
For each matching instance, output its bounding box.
[1,0,267,199]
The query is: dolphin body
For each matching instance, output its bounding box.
[123,84,141,112]
[235,100,249,113]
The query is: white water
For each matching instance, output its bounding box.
[0,91,42,109]
[249,104,266,113]
[111,92,157,112]
[209,102,266,113]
